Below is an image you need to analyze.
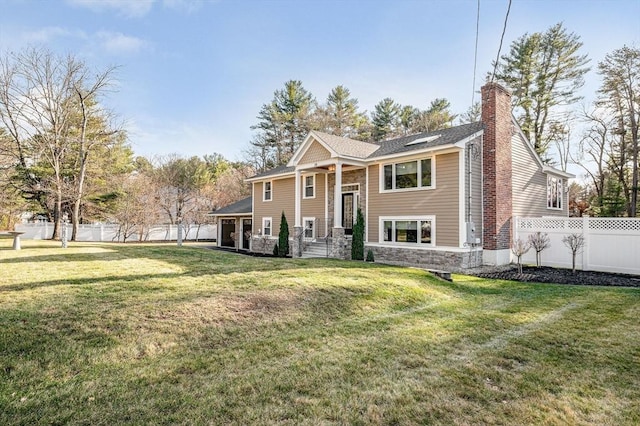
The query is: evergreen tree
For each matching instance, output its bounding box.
[411,98,456,133]
[278,211,289,257]
[351,208,365,261]
[494,23,590,157]
[250,80,315,167]
[372,98,400,140]
[597,46,639,217]
[324,85,364,137]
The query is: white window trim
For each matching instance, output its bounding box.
[263,181,273,202]
[303,216,316,239]
[379,215,436,247]
[547,176,563,210]
[303,174,316,199]
[262,217,273,236]
[379,156,435,193]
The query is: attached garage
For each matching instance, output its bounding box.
[209,196,253,251]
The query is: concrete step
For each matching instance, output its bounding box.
[301,242,329,258]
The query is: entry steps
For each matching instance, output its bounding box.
[300,240,330,258]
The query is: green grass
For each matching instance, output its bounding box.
[1,241,638,425]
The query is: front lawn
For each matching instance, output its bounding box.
[1,242,638,425]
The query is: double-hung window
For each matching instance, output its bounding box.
[303,175,315,198]
[381,217,434,246]
[382,157,433,191]
[547,176,563,209]
[263,181,272,201]
[262,217,272,236]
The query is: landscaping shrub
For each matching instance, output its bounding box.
[278,211,289,257]
[351,208,364,260]
[366,249,374,262]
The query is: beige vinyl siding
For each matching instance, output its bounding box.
[301,173,326,221]
[368,151,460,247]
[465,137,483,241]
[299,140,331,164]
[511,133,568,217]
[253,178,295,235]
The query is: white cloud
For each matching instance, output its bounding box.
[66,0,156,18]
[97,31,149,54]
[23,26,87,43]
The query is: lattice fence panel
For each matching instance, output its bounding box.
[589,218,640,231]
[515,216,640,275]
[516,218,581,230]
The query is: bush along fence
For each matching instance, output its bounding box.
[15,222,217,243]
[514,216,640,275]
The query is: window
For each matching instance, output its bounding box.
[262,217,272,236]
[547,176,563,209]
[303,218,315,239]
[380,217,434,246]
[263,181,272,201]
[382,157,433,191]
[304,175,315,198]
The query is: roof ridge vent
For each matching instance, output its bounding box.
[405,134,441,146]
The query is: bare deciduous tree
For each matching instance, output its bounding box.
[562,233,585,273]
[528,232,551,267]
[511,238,531,274]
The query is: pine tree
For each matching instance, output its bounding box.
[494,23,590,157]
[372,98,400,140]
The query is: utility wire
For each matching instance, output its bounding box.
[471,0,480,107]
[490,0,512,82]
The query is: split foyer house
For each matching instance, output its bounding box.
[214,83,573,268]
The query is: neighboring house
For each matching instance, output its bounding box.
[209,196,252,250]
[243,83,573,268]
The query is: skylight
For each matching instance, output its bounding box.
[405,134,441,146]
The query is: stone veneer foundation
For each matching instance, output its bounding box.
[365,245,483,269]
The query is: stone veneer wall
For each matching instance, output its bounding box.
[365,245,483,269]
[251,236,278,255]
[327,168,367,225]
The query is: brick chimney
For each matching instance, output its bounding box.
[481,82,513,264]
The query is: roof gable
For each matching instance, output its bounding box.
[511,117,574,178]
[298,140,332,164]
[287,131,379,167]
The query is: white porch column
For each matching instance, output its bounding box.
[333,161,342,228]
[294,169,302,227]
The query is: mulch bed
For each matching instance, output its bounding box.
[472,266,640,288]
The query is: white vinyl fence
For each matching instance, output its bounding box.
[16,222,217,243]
[514,217,640,275]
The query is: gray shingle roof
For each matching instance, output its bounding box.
[311,131,380,159]
[210,196,252,216]
[248,164,295,180]
[367,122,484,159]
[247,122,484,180]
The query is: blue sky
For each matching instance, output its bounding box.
[0,0,638,163]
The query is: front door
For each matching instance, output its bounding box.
[342,193,354,235]
[242,219,252,250]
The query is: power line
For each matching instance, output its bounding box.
[491,0,512,83]
[471,0,480,107]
